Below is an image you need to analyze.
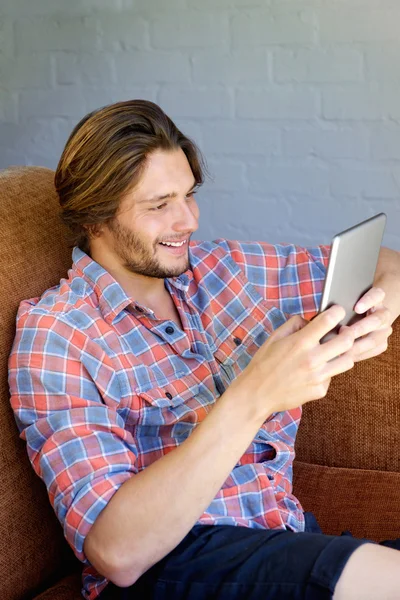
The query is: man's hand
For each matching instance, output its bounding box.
[231,305,356,419]
[340,287,393,362]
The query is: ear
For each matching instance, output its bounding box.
[84,223,104,238]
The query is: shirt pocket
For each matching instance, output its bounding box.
[137,375,199,410]
[214,306,287,380]
[135,375,201,439]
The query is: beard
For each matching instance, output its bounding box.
[107,218,191,279]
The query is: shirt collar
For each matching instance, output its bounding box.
[71,246,193,325]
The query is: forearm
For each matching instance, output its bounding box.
[84,381,265,588]
[374,247,400,323]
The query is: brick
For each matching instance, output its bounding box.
[19,89,87,118]
[284,200,368,241]
[330,167,399,199]
[188,0,272,5]
[114,52,190,84]
[236,89,317,120]
[17,118,62,156]
[56,53,116,86]
[202,121,280,156]
[82,88,158,114]
[233,197,291,243]
[282,127,369,160]
[367,197,400,250]
[168,120,204,148]
[384,90,400,121]
[97,14,149,52]
[0,18,14,57]
[206,159,246,191]
[0,148,27,170]
[232,10,314,46]
[194,189,292,244]
[15,17,99,54]
[274,48,363,83]
[52,118,80,147]
[0,123,22,151]
[192,51,268,84]
[150,12,229,49]
[371,126,400,160]
[365,47,400,83]
[126,0,185,8]
[247,163,330,197]
[322,87,385,120]
[0,55,52,89]
[0,0,123,15]
[24,150,58,169]
[159,88,233,119]
[318,9,400,43]
[0,89,18,122]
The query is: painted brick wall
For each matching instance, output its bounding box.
[1,0,400,248]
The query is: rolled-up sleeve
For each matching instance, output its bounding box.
[8,308,139,563]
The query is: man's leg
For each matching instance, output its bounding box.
[101,525,400,600]
[334,543,400,600]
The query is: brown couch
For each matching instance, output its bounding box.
[1,166,399,600]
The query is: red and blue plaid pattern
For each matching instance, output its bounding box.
[8,238,329,599]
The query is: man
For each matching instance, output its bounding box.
[8,100,400,600]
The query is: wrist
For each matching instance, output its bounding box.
[222,374,275,429]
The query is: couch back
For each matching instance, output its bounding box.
[0,167,79,600]
[1,167,399,599]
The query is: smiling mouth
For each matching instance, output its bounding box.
[159,240,187,247]
[158,239,188,255]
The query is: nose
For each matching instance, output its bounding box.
[171,198,199,233]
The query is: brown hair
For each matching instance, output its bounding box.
[55,99,207,255]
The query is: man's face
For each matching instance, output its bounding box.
[97,148,200,279]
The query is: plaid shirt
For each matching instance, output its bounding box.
[8,238,329,599]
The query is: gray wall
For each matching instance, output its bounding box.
[1,0,400,249]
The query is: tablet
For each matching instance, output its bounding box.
[319,212,387,343]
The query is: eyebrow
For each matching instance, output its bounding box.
[138,179,198,205]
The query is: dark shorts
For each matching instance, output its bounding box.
[100,513,399,600]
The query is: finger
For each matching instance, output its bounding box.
[318,351,355,380]
[354,287,385,314]
[308,327,355,368]
[270,315,308,342]
[354,340,389,362]
[301,305,346,345]
[352,328,392,361]
[348,307,391,339]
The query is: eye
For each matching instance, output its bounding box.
[186,189,198,200]
[150,203,167,211]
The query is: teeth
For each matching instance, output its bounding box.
[161,240,187,247]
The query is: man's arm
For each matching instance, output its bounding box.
[84,306,355,587]
[373,246,400,322]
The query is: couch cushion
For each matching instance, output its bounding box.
[293,460,400,542]
[34,573,83,600]
[0,167,78,599]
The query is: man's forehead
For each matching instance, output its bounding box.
[137,177,197,205]
[121,148,195,207]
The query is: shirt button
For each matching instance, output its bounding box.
[233,337,242,346]
[165,392,173,400]
[165,326,175,334]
